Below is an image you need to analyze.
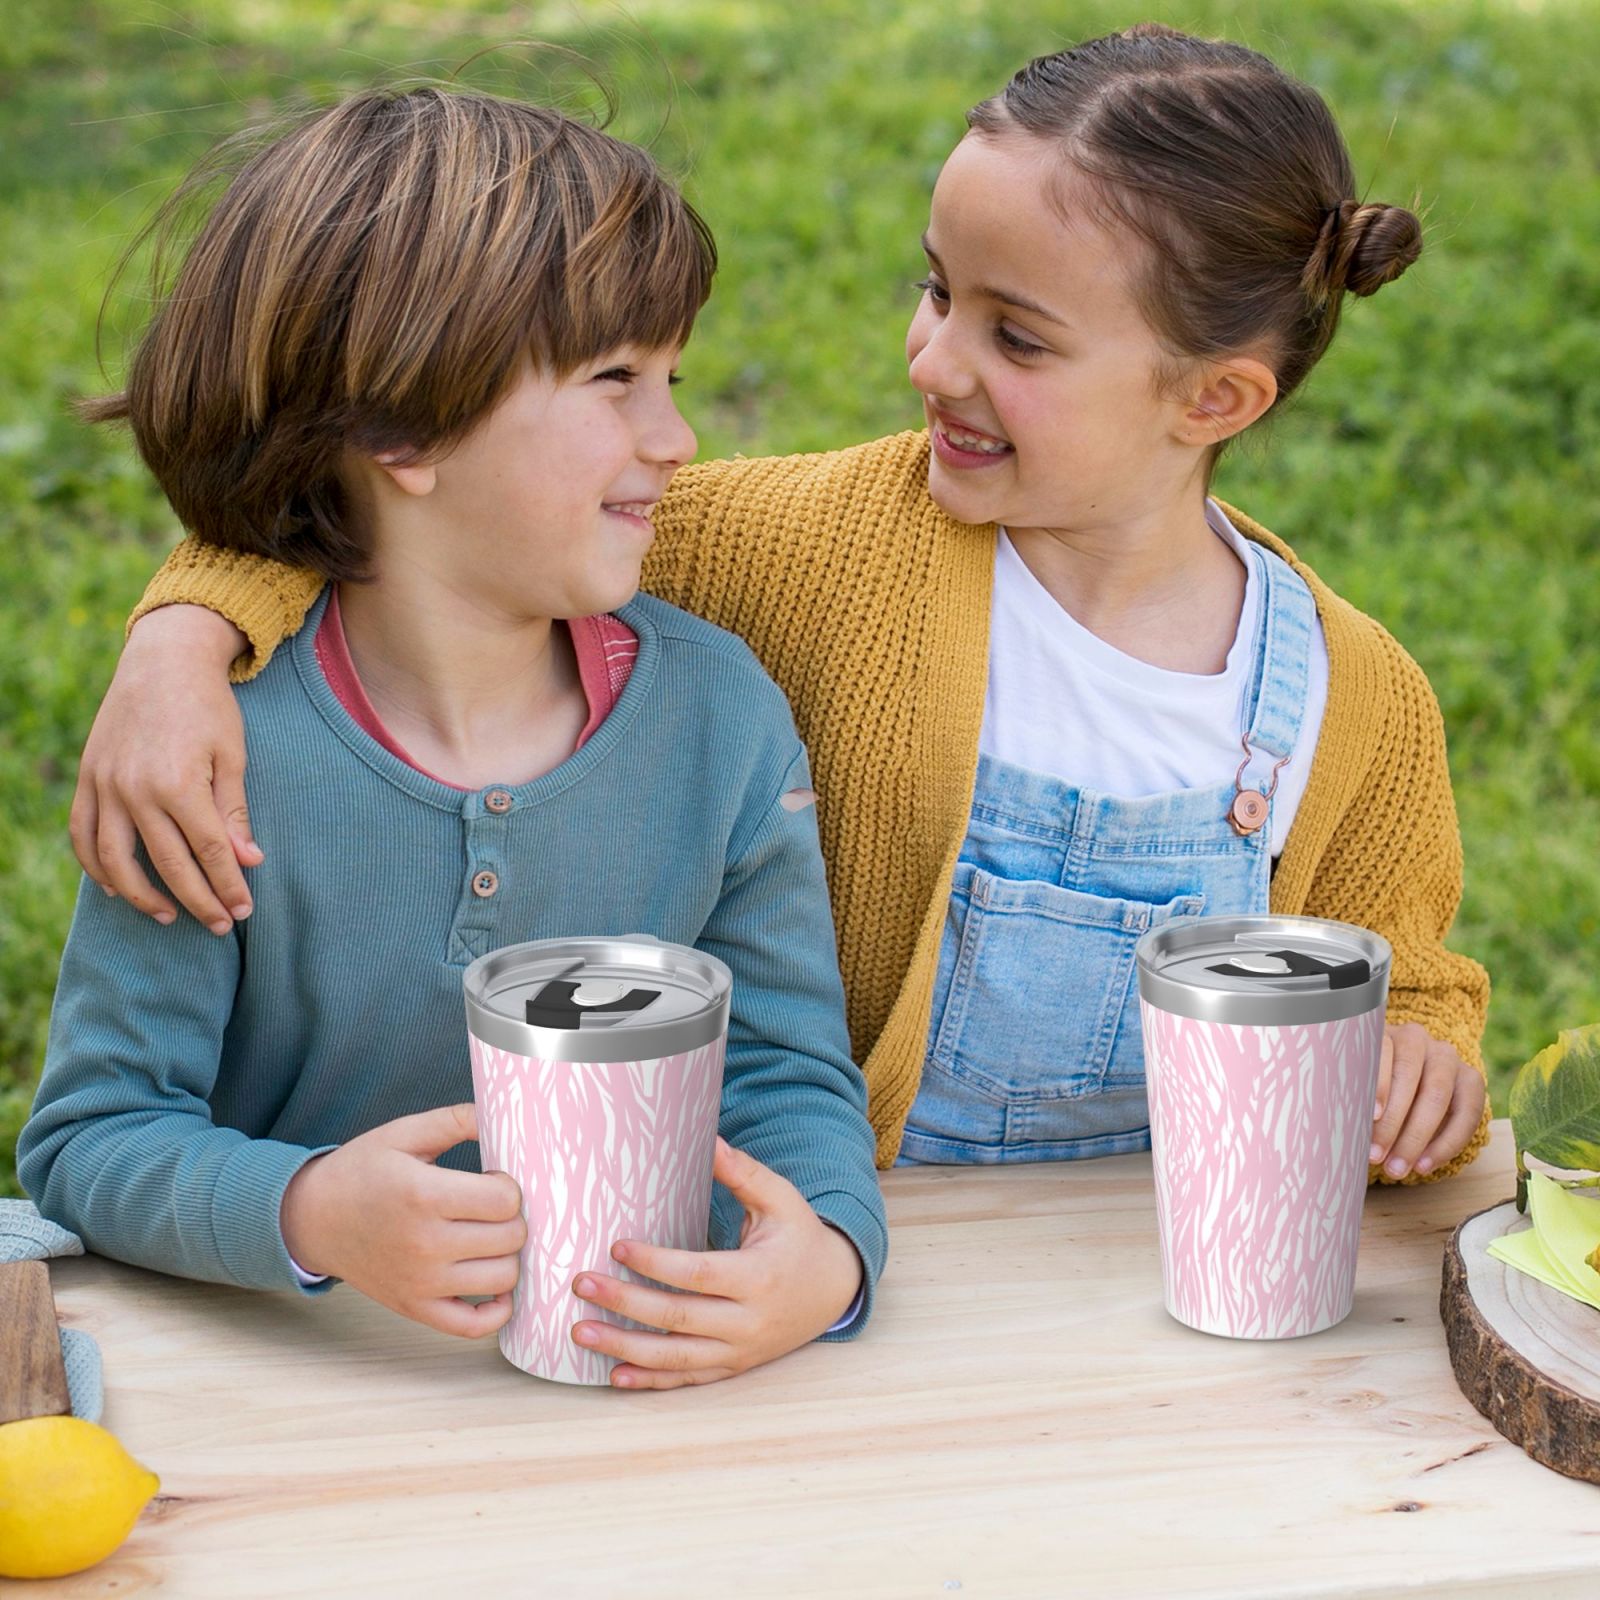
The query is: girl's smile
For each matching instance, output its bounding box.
[928,408,1014,467]
[906,132,1208,543]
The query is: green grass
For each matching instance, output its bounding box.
[3,0,1597,1195]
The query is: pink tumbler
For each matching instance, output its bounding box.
[1136,915,1391,1339]
[464,936,730,1384]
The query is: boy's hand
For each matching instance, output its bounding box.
[70,604,257,934]
[570,1137,864,1389]
[1370,1022,1486,1180]
[280,1102,526,1339]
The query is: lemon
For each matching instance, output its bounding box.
[0,1415,160,1579]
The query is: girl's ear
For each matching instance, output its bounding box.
[1181,357,1278,447]
[372,451,437,498]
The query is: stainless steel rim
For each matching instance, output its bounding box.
[463,937,731,1063]
[1136,913,1392,1026]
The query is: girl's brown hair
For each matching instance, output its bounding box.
[967,23,1420,423]
[85,87,717,579]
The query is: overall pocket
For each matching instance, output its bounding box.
[926,864,1203,1145]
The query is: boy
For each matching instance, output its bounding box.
[21,87,882,1388]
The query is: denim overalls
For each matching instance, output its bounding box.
[898,540,1316,1165]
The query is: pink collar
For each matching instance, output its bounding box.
[315,588,638,790]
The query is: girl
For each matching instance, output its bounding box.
[69,25,1489,1184]
[21,87,885,1390]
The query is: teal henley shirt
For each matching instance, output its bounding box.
[20,589,886,1334]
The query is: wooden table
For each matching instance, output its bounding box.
[39,1120,1600,1598]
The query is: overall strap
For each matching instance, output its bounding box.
[1239,542,1316,774]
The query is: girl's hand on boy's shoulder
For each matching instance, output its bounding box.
[71,604,259,935]
[1369,1022,1487,1181]
[280,1102,527,1339]
[569,1137,864,1389]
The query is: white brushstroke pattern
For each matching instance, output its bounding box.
[1141,1006,1384,1338]
[469,1037,725,1383]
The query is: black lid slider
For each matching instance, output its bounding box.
[1206,947,1372,991]
[525,979,662,1030]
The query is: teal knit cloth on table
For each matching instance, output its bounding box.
[18,589,886,1333]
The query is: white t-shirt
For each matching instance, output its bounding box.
[979,502,1329,857]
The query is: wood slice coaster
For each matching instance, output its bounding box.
[1442,1200,1600,1484]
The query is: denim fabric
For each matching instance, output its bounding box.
[899,542,1315,1165]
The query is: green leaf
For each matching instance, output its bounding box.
[1509,1024,1600,1174]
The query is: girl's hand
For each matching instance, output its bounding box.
[569,1137,865,1389]
[280,1102,527,1339]
[70,605,258,933]
[1370,1021,1487,1180]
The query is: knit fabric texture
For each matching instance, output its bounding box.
[130,429,1491,1179]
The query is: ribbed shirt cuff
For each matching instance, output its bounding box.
[212,1141,339,1294]
[288,1255,331,1288]
[808,1190,886,1343]
[130,545,323,681]
[824,1275,866,1335]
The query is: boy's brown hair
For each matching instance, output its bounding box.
[85,87,717,579]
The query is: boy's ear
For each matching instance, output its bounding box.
[372,450,437,498]
[1180,357,1278,447]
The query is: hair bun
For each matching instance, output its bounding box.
[1305,200,1422,300]
[1342,202,1423,295]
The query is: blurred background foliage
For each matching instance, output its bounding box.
[3,0,1597,1192]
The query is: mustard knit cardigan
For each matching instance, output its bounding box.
[134,430,1491,1179]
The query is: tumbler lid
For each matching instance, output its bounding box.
[464,936,731,1061]
[1136,914,1391,1026]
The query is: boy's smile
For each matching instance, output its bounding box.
[334,343,696,783]
[602,501,661,534]
[364,343,695,623]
